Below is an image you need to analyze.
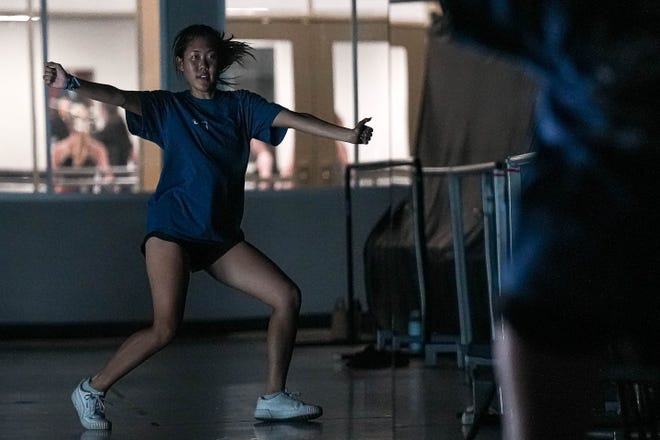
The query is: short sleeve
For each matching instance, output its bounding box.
[125,91,171,147]
[238,90,287,146]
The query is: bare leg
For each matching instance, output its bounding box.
[205,241,300,394]
[495,320,603,440]
[90,237,190,391]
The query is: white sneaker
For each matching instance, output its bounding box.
[71,378,112,430]
[254,391,323,421]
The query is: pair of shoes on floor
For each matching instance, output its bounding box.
[71,378,111,431]
[254,391,323,421]
[72,378,322,430]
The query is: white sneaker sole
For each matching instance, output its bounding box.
[254,407,323,421]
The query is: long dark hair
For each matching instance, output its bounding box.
[172,24,253,87]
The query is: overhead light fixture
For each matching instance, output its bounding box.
[0,15,40,22]
[227,7,269,12]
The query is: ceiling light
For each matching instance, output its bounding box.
[0,15,40,22]
[0,15,30,22]
[227,7,269,12]
[227,8,268,14]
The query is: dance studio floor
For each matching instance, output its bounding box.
[0,329,501,440]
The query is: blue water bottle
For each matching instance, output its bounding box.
[408,309,422,353]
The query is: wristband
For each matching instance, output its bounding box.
[64,75,81,91]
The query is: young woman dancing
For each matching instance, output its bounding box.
[43,24,373,431]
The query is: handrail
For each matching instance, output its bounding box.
[506,152,536,167]
[346,159,417,173]
[52,167,137,177]
[423,161,502,175]
[0,166,138,177]
[344,159,504,346]
[0,167,139,190]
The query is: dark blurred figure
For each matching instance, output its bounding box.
[439,1,660,439]
[94,102,135,166]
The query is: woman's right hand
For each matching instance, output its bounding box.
[43,62,69,89]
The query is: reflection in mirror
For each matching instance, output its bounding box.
[227,0,395,189]
[0,0,140,193]
[333,40,408,164]
[224,40,295,190]
[353,2,441,433]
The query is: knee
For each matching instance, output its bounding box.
[151,322,178,348]
[273,283,301,314]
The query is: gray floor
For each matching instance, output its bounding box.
[0,329,501,440]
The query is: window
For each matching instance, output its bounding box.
[0,0,139,193]
[0,1,438,193]
[226,0,436,188]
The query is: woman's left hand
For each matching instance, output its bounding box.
[353,118,373,144]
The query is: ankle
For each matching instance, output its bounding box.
[88,376,107,393]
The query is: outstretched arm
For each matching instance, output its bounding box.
[272,109,373,144]
[43,62,142,116]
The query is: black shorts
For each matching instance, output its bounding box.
[141,231,244,272]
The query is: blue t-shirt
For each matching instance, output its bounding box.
[126,89,287,245]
